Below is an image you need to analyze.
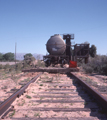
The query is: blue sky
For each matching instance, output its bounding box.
[0,0,107,55]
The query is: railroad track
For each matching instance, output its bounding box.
[0,72,42,119]
[0,72,107,119]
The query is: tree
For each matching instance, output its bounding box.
[3,52,14,61]
[0,53,3,61]
[89,45,97,57]
[24,53,33,59]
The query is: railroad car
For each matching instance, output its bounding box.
[43,34,89,67]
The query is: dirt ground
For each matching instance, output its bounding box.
[0,62,20,65]
[0,70,38,104]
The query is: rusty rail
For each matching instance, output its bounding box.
[70,72,107,111]
[0,72,42,117]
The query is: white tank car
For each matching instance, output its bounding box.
[46,34,66,55]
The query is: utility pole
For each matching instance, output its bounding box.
[15,42,17,65]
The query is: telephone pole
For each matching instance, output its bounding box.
[15,42,17,65]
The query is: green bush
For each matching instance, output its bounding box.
[16,63,23,71]
[80,55,107,75]
[37,60,45,67]
[0,64,3,69]
[23,61,31,69]
[23,55,36,68]
[24,53,33,59]
[82,64,94,74]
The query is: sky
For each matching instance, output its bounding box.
[0,0,107,55]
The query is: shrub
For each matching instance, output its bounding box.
[24,53,33,59]
[16,63,23,71]
[3,64,10,70]
[37,60,45,67]
[0,64,3,69]
[26,95,32,99]
[9,65,15,72]
[82,64,94,74]
[23,61,32,69]
[23,56,36,69]
[81,55,107,75]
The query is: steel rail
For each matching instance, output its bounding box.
[0,72,42,116]
[70,72,107,112]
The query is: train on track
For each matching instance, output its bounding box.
[43,34,89,67]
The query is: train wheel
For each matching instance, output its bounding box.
[60,64,63,68]
[45,64,48,67]
[52,64,55,67]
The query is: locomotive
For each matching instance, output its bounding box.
[43,34,89,67]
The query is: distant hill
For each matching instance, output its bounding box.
[16,53,43,60]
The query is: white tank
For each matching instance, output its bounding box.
[46,34,66,55]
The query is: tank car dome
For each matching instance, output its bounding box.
[46,34,66,55]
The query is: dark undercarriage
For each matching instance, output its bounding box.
[43,55,69,67]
